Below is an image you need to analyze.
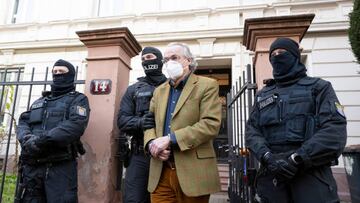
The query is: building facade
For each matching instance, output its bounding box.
[0,0,358,169]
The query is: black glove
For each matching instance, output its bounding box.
[140,112,155,130]
[20,134,33,147]
[22,135,46,155]
[262,152,298,180]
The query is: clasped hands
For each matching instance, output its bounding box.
[263,152,300,181]
[148,135,171,161]
[21,134,46,155]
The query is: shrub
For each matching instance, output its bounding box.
[349,0,360,63]
[0,174,17,203]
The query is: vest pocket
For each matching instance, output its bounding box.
[135,95,151,115]
[286,93,314,142]
[286,115,306,142]
[46,111,65,129]
[287,93,313,114]
[259,96,280,126]
[29,108,44,124]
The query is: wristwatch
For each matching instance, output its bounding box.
[262,151,272,163]
[290,153,303,165]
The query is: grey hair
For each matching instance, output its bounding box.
[167,42,198,71]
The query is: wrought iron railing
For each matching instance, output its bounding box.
[0,66,84,203]
[227,64,258,203]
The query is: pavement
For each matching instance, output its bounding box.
[209,192,351,203]
[209,192,229,203]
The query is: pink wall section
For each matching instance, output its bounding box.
[76,27,141,203]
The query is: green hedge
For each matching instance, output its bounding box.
[0,174,17,203]
[349,0,360,63]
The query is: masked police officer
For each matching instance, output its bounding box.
[16,59,90,203]
[117,47,167,203]
[246,38,347,203]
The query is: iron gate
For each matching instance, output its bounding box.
[227,64,258,203]
[0,66,84,203]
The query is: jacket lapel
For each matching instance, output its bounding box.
[172,74,198,118]
[157,82,170,137]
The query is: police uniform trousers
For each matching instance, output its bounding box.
[151,163,210,203]
[256,165,340,203]
[124,152,151,203]
[21,160,78,203]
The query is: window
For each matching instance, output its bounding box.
[98,0,125,17]
[10,0,35,24]
[11,0,20,23]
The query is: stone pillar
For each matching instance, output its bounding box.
[76,27,142,203]
[243,14,315,89]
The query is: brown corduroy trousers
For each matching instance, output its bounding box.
[151,165,210,203]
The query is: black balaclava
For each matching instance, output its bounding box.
[51,59,76,97]
[269,38,307,85]
[141,47,167,86]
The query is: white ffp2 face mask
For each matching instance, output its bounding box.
[166,60,184,80]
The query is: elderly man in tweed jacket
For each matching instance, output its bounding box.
[144,42,222,203]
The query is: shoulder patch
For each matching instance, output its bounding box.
[76,106,87,117]
[335,102,346,118]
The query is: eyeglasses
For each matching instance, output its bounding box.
[270,49,287,57]
[162,55,182,64]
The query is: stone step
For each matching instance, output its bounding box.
[218,164,229,192]
[210,192,229,203]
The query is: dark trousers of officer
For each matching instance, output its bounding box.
[256,166,339,203]
[124,151,150,203]
[21,160,78,203]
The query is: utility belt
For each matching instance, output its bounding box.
[20,153,74,166]
[20,142,83,165]
[130,137,144,155]
[131,142,144,154]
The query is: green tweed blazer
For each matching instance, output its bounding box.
[144,73,222,197]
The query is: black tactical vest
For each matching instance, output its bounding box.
[256,77,327,151]
[133,81,155,117]
[28,91,80,161]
